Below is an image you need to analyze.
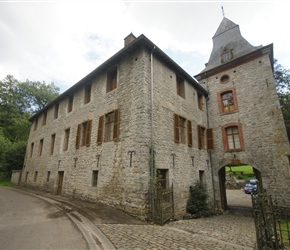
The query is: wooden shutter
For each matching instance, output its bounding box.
[174,114,179,143]
[197,125,202,149]
[187,120,192,147]
[76,124,81,149]
[113,109,119,141]
[97,115,104,145]
[207,128,214,150]
[85,120,92,147]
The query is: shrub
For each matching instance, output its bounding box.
[186,181,210,216]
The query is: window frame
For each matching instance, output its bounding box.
[174,114,192,146]
[84,84,91,104]
[75,120,92,148]
[92,170,99,187]
[222,123,244,151]
[68,95,73,113]
[39,139,44,156]
[176,74,185,98]
[97,109,119,144]
[30,142,34,158]
[42,111,47,126]
[64,128,70,151]
[54,103,59,119]
[217,88,239,114]
[50,134,56,155]
[107,66,117,92]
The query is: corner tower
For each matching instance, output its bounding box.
[195,17,290,209]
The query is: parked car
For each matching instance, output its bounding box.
[244,183,257,194]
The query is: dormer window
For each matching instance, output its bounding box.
[221,48,233,63]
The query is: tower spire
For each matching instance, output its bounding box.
[221,5,225,17]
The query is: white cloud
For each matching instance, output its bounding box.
[0,1,289,93]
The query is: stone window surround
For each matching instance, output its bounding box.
[221,122,245,151]
[217,87,239,114]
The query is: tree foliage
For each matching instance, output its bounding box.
[274,60,290,141]
[187,181,209,215]
[0,75,60,178]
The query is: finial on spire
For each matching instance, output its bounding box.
[221,5,225,17]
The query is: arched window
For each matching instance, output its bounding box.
[217,88,238,114]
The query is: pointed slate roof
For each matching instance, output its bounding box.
[197,17,262,75]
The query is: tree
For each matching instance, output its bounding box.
[0,75,60,178]
[274,60,290,141]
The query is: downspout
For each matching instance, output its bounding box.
[205,72,216,208]
[150,46,156,219]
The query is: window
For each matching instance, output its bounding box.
[68,95,73,113]
[197,91,203,110]
[176,75,185,98]
[46,171,50,182]
[220,74,230,84]
[222,123,244,151]
[92,170,99,187]
[174,114,192,146]
[226,126,240,149]
[84,84,91,104]
[43,112,47,126]
[197,125,206,149]
[34,171,38,182]
[199,170,205,183]
[218,88,238,113]
[64,128,70,151]
[107,67,117,92]
[30,142,34,158]
[76,120,92,148]
[39,139,44,156]
[50,134,56,155]
[25,172,28,182]
[97,109,119,144]
[157,169,169,189]
[54,103,59,119]
[221,48,233,63]
[34,118,38,131]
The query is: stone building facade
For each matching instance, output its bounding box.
[20,17,290,219]
[195,17,290,208]
[20,33,211,219]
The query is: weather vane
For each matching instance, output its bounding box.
[221,5,225,17]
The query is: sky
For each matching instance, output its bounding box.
[0,1,289,93]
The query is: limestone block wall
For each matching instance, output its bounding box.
[203,54,290,206]
[21,48,153,219]
[150,54,212,215]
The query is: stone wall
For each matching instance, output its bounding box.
[20,46,211,219]
[203,54,290,207]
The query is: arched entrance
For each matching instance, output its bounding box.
[218,164,262,210]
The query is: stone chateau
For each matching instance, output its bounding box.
[19,17,290,220]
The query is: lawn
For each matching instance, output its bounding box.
[0,180,15,186]
[225,165,255,181]
[279,219,290,249]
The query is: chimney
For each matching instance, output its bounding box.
[124,33,136,47]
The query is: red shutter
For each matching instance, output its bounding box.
[85,120,92,147]
[113,109,119,141]
[174,114,180,143]
[97,116,104,145]
[187,120,192,147]
[207,128,214,150]
[197,125,202,149]
[76,124,81,149]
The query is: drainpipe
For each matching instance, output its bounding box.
[150,46,156,219]
[205,72,216,208]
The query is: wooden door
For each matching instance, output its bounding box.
[57,171,64,195]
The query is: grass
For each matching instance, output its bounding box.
[0,180,15,186]
[279,219,290,249]
[225,165,255,181]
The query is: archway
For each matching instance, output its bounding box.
[218,164,262,210]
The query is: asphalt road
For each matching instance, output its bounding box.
[0,187,88,250]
